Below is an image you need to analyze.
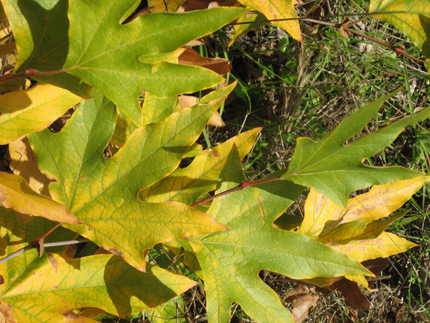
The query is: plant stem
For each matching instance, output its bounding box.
[235,11,406,25]
[191,176,280,207]
[0,238,89,265]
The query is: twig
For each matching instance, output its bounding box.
[191,176,280,207]
[0,238,90,265]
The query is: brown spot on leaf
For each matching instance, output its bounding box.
[212,150,219,158]
[0,275,3,285]
[53,284,58,289]
[86,224,92,231]
[79,176,87,180]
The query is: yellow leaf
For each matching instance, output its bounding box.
[0,84,81,144]
[331,232,417,263]
[235,0,303,41]
[299,176,430,237]
[0,172,80,224]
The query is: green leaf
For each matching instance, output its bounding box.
[189,148,371,323]
[63,0,246,125]
[1,0,91,97]
[29,89,227,271]
[281,90,430,208]
[0,84,81,144]
[369,0,430,58]
[1,252,196,322]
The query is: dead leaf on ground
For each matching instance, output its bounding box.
[284,284,319,323]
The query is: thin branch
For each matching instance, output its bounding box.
[235,11,406,25]
[191,177,280,208]
[0,238,90,265]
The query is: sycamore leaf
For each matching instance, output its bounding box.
[298,177,427,264]
[0,172,80,224]
[299,176,430,238]
[0,84,81,145]
[189,148,372,323]
[63,0,246,126]
[369,0,430,59]
[235,0,303,42]
[281,90,430,208]
[29,89,227,271]
[139,128,260,204]
[1,253,196,322]
[1,0,91,97]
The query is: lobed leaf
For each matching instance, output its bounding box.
[281,90,430,208]
[64,0,246,126]
[29,89,228,271]
[1,253,196,322]
[299,176,430,237]
[189,148,371,323]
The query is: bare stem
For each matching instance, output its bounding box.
[235,11,406,25]
[0,238,89,265]
[191,176,280,208]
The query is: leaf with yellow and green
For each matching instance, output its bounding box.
[297,177,427,265]
[1,252,197,322]
[235,0,303,42]
[139,128,260,204]
[298,176,430,239]
[189,148,372,323]
[0,84,81,145]
[280,90,430,208]
[0,0,91,97]
[0,172,79,224]
[29,89,227,271]
[141,92,178,126]
[369,0,430,62]
[63,0,246,126]
[0,208,78,311]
